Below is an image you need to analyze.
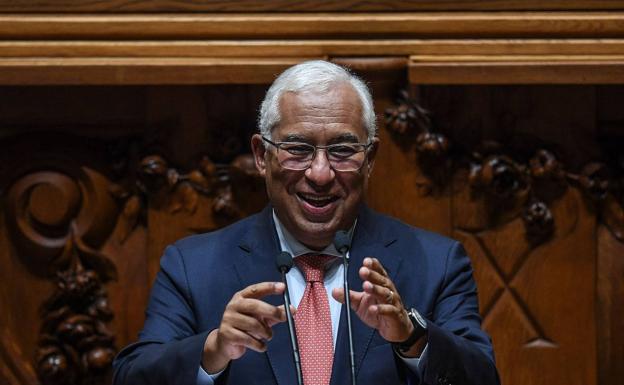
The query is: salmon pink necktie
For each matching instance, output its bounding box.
[294,254,335,385]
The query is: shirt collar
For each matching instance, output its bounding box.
[272,210,356,259]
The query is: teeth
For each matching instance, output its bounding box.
[300,194,332,201]
[299,193,335,206]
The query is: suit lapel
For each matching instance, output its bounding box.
[235,207,297,385]
[330,206,402,385]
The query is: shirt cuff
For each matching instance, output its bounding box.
[197,364,225,385]
[396,343,428,373]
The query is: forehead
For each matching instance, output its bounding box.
[274,84,367,141]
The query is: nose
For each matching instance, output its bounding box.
[305,149,335,186]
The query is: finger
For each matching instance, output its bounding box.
[360,266,393,289]
[234,298,286,323]
[239,282,285,299]
[265,305,291,327]
[226,313,273,341]
[223,327,268,353]
[332,288,364,309]
[362,281,395,304]
[369,304,403,318]
[363,257,389,277]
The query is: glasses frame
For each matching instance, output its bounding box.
[261,136,373,172]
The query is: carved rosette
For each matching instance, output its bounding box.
[385,89,624,244]
[5,168,118,385]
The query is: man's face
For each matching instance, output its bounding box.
[252,84,378,250]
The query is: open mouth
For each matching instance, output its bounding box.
[297,193,339,208]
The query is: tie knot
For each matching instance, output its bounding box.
[295,254,335,283]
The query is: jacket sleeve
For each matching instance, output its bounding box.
[417,241,500,385]
[112,245,215,385]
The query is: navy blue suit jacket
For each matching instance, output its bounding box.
[113,205,499,385]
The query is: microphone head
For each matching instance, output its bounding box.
[276,251,294,273]
[333,230,351,254]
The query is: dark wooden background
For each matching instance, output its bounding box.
[1,2,623,385]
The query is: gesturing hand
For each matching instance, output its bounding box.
[332,257,414,344]
[202,282,289,374]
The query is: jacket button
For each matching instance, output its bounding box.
[437,374,449,385]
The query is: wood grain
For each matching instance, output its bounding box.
[0,0,622,13]
[0,57,313,85]
[3,39,624,58]
[409,59,624,84]
[597,225,624,385]
[1,13,624,39]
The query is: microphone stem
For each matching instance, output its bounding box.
[342,253,357,385]
[281,269,304,385]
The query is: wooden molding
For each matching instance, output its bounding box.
[3,39,624,58]
[0,1,622,13]
[0,57,310,85]
[2,13,624,39]
[409,58,624,84]
[1,12,624,85]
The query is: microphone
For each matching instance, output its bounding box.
[333,231,357,385]
[275,252,304,385]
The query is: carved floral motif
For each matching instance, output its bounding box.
[385,90,432,135]
[110,153,264,241]
[385,90,624,244]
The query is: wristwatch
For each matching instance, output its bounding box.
[394,308,428,353]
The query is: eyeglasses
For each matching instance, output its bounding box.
[262,136,373,172]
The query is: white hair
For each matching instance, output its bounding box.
[258,60,377,141]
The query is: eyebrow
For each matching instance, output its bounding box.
[328,133,360,144]
[280,134,309,142]
[279,133,362,144]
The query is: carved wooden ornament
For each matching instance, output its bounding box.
[385,90,624,244]
[5,168,118,385]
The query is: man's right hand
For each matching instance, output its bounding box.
[201,282,288,374]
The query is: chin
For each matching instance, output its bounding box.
[292,220,340,248]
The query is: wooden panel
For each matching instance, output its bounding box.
[2,13,624,39]
[0,0,622,13]
[0,84,270,385]
[2,13,624,86]
[409,59,624,84]
[361,66,453,235]
[1,81,623,385]
[3,39,624,58]
[379,84,624,385]
[0,135,135,385]
[597,226,624,385]
[0,58,311,85]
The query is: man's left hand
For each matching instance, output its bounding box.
[331,257,416,346]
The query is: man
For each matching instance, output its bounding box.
[113,60,500,385]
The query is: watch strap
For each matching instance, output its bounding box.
[394,308,427,352]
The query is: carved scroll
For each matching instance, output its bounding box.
[5,168,118,385]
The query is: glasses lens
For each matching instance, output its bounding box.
[328,144,366,171]
[276,142,368,171]
[278,143,314,170]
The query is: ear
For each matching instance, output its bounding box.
[251,134,268,177]
[365,136,380,177]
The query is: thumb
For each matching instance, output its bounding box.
[332,288,363,309]
[332,287,345,304]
